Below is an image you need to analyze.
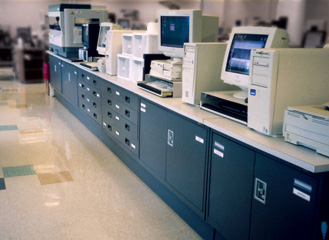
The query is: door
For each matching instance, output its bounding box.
[49,55,62,93]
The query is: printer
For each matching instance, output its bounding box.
[48,4,107,58]
[283,103,329,157]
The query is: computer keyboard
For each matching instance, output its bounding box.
[146,80,173,90]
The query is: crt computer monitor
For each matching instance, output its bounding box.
[158,10,204,59]
[97,22,123,55]
[221,26,289,99]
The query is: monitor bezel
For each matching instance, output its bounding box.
[158,10,202,58]
[97,22,113,55]
[221,26,284,90]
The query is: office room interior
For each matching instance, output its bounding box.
[0,0,329,240]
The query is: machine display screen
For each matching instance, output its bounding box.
[161,16,190,48]
[225,34,268,75]
[49,17,61,31]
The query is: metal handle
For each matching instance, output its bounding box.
[168,129,174,147]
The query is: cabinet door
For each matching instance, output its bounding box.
[207,133,255,240]
[139,99,167,180]
[250,154,318,240]
[62,62,78,106]
[166,114,207,214]
[49,55,62,93]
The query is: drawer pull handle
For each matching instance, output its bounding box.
[107,112,112,118]
[93,80,97,85]
[87,98,90,102]
[81,74,85,78]
[107,87,112,93]
[125,124,130,131]
[93,102,97,108]
[93,113,97,119]
[125,96,130,103]
[107,99,112,106]
[82,104,85,109]
[125,138,130,146]
[125,110,130,117]
[108,124,112,131]
[82,94,85,99]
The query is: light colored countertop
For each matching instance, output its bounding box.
[49,51,329,174]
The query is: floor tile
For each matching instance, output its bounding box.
[0,102,8,106]
[37,171,73,185]
[9,104,28,109]
[19,128,44,135]
[0,178,5,190]
[0,125,18,131]
[3,165,36,178]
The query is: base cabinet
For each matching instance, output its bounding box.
[207,133,255,240]
[49,55,62,93]
[139,99,168,180]
[250,153,319,240]
[62,62,78,106]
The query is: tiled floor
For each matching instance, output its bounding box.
[0,74,201,240]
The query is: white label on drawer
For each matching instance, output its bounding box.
[87,87,90,91]
[141,103,146,108]
[74,71,77,75]
[140,107,146,112]
[87,76,90,80]
[115,116,120,121]
[115,104,120,109]
[79,83,82,87]
[214,149,224,158]
[195,136,204,144]
[293,188,310,202]
[116,131,120,136]
[87,109,91,112]
[97,93,100,97]
[87,98,90,102]
[131,144,136,149]
[116,91,120,96]
[103,122,106,126]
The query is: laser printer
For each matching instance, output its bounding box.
[283,103,329,157]
[48,4,107,58]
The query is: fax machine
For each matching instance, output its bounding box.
[48,4,107,58]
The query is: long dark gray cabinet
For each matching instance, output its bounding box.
[49,54,329,240]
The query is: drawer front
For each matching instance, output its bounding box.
[78,69,101,89]
[78,80,102,104]
[104,97,138,125]
[79,92,101,116]
[112,111,138,141]
[112,86,138,111]
[79,98,102,125]
[102,81,116,99]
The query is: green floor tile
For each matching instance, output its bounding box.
[3,165,36,178]
[0,102,8,106]
[0,178,5,190]
[0,125,18,131]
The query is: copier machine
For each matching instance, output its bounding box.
[48,4,107,58]
[283,103,329,157]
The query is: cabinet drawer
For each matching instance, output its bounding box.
[78,81,102,103]
[103,97,138,125]
[79,92,101,116]
[79,99,102,125]
[102,81,116,99]
[111,85,138,111]
[78,69,101,89]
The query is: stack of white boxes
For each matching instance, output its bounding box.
[117,23,160,82]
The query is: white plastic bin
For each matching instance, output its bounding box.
[131,57,144,83]
[117,54,132,80]
[122,34,133,55]
[132,33,160,58]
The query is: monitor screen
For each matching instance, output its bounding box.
[225,34,268,75]
[97,25,111,48]
[160,16,190,48]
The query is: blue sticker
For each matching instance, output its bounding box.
[250,89,256,96]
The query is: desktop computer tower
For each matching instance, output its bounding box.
[182,42,238,105]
